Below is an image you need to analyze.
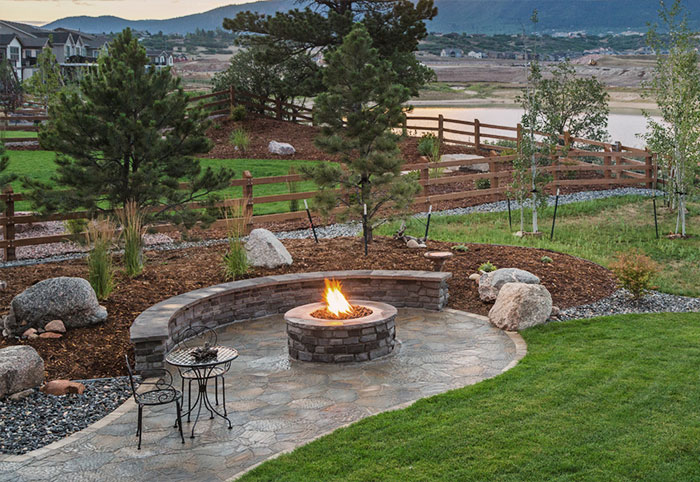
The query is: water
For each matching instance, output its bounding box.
[411,107,656,149]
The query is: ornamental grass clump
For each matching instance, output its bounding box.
[230,128,250,153]
[117,201,145,277]
[222,201,250,280]
[85,218,116,300]
[609,249,659,299]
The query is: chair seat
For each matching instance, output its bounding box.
[181,366,227,380]
[137,388,182,406]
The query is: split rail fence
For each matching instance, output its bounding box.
[0,89,657,261]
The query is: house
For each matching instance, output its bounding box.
[55,28,109,59]
[0,34,23,80]
[467,51,485,59]
[440,48,463,58]
[146,49,174,68]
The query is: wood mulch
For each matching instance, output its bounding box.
[0,237,616,380]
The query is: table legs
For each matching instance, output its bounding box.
[180,368,232,438]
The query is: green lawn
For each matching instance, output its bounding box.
[3,150,320,214]
[242,312,700,481]
[0,131,38,139]
[378,196,700,297]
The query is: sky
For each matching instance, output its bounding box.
[2,0,255,24]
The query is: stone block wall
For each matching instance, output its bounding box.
[130,271,451,375]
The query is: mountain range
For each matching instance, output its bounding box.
[42,0,700,35]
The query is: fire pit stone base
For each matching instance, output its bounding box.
[285,301,397,363]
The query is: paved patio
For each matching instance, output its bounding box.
[0,308,525,482]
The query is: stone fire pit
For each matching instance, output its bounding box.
[285,300,397,363]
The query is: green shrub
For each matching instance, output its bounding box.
[609,249,658,299]
[230,128,250,152]
[287,166,300,212]
[85,218,115,300]
[230,104,246,121]
[222,202,250,280]
[479,261,497,273]
[475,178,491,190]
[117,201,145,277]
[541,255,553,264]
[66,218,89,245]
[451,244,469,252]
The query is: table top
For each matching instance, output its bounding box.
[165,345,239,368]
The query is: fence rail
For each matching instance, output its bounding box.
[0,89,658,261]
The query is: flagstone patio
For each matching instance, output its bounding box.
[0,308,525,482]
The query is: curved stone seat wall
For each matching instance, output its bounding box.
[130,270,452,375]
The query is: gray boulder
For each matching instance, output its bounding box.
[268,141,296,156]
[0,346,44,398]
[488,283,553,331]
[478,268,540,302]
[245,229,293,269]
[3,277,107,337]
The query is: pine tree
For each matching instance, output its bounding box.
[302,24,421,243]
[24,45,63,109]
[24,29,233,227]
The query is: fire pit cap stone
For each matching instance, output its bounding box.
[285,300,397,331]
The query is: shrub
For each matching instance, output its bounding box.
[85,218,115,300]
[418,133,440,161]
[287,166,300,212]
[451,244,469,252]
[541,255,553,264]
[475,178,491,190]
[230,128,250,152]
[230,104,246,122]
[479,261,497,273]
[65,218,89,245]
[117,201,145,277]
[609,250,658,299]
[222,201,250,280]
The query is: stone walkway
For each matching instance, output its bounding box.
[0,309,525,482]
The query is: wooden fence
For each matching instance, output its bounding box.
[0,90,657,261]
[0,104,48,145]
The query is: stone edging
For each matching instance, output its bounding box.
[131,271,452,375]
[227,309,527,481]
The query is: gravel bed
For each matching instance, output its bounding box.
[0,376,136,456]
[0,188,663,268]
[559,289,700,320]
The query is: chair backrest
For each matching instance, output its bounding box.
[175,324,218,351]
[124,355,139,401]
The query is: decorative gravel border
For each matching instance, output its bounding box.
[559,289,700,320]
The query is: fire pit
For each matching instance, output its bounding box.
[285,280,397,363]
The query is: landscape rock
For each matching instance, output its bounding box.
[0,346,45,399]
[441,154,489,173]
[44,320,66,333]
[2,277,108,337]
[268,141,296,156]
[469,273,481,281]
[22,328,38,339]
[245,229,293,269]
[41,380,86,396]
[406,239,426,248]
[551,306,561,317]
[488,283,553,331]
[478,268,540,302]
[39,332,63,339]
[8,388,35,401]
[0,280,6,291]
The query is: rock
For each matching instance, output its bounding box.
[8,388,34,401]
[42,380,86,396]
[551,306,561,317]
[478,268,540,302]
[0,280,6,291]
[469,273,481,281]
[0,346,44,399]
[39,332,63,339]
[488,283,553,331]
[245,229,293,269]
[2,277,108,337]
[406,239,426,248]
[22,328,38,339]
[441,154,490,173]
[44,320,66,334]
[268,141,296,156]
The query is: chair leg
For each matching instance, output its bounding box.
[215,377,219,406]
[187,379,192,423]
[137,405,143,450]
[175,399,185,444]
[222,376,227,417]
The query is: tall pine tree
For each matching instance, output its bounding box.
[302,24,420,243]
[25,29,233,227]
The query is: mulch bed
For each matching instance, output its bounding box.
[0,237,616,380]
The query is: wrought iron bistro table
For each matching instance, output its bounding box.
[165,345,238,438]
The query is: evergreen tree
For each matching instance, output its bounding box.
[24,29,233,227]
[222,0,437,97]
[24,45,64,109]
[0,141,17,210]
[302,24,421,243]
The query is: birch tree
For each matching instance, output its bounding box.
[644,0,700,236]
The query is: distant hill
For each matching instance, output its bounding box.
[43,0,700,35]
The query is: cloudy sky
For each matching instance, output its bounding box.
[4,0,255,24]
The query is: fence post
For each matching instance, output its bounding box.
[603,145,612,179]
[438,114,444,145]
[419,157,430,199]
[474,118,481,153]
[517,123,523,153]
[2,186,15,262]
[645,148,654,189]
[275,98,283,121]
[229,86,235,110]
[564,131,571,151]
[489,160,499,189]
[243,171,254,234]
[402,114,408,137]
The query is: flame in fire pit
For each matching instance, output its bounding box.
[323,279,352,317]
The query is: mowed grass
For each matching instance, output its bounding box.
[3,150,320,214]
[378,196,700,297]
[242,312,700,481]
[0,131,38,139]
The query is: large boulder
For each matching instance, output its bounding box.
[478,268,540,302]
[245,229,293,269]
[488,283,553,331]
[0,346,44,398]
[268,141,296,156]
[2,277,107,337]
